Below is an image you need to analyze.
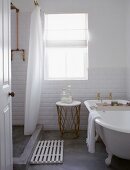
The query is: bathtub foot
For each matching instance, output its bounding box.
[105,153,112,166]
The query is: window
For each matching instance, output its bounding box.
[44,13,88,80]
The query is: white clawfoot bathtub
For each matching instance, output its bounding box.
[95,111,130,165]
[84,100,130,166]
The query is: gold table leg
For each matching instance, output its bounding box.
[71,105,80,137]
[56,105,81,137]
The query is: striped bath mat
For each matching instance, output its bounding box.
[30,140,64,164]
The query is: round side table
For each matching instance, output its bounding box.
[56,101,81,137]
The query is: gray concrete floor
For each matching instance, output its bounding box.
[27,131,130,170]
[13,126,31,157]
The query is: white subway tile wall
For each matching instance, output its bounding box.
[127,68,130,99]
[11,12,127,130]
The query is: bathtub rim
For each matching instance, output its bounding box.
[95,118,130,134]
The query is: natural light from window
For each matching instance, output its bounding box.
[44,13,88,80]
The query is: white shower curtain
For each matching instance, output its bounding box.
[24,6,43,135]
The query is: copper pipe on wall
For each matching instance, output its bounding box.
[11,3,25,61]
[16,11,19,49]
[11,2,19,12]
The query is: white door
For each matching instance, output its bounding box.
[0,0,13,169]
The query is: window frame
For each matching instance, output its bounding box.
[44,13,88,81]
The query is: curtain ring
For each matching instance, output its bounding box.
[34,0,39,6]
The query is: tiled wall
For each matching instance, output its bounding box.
[126,1,130,100]
[11,12,127,129]
[126,69,130,99]
[11,12,29,125]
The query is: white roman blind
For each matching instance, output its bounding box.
[44,13,88,80]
